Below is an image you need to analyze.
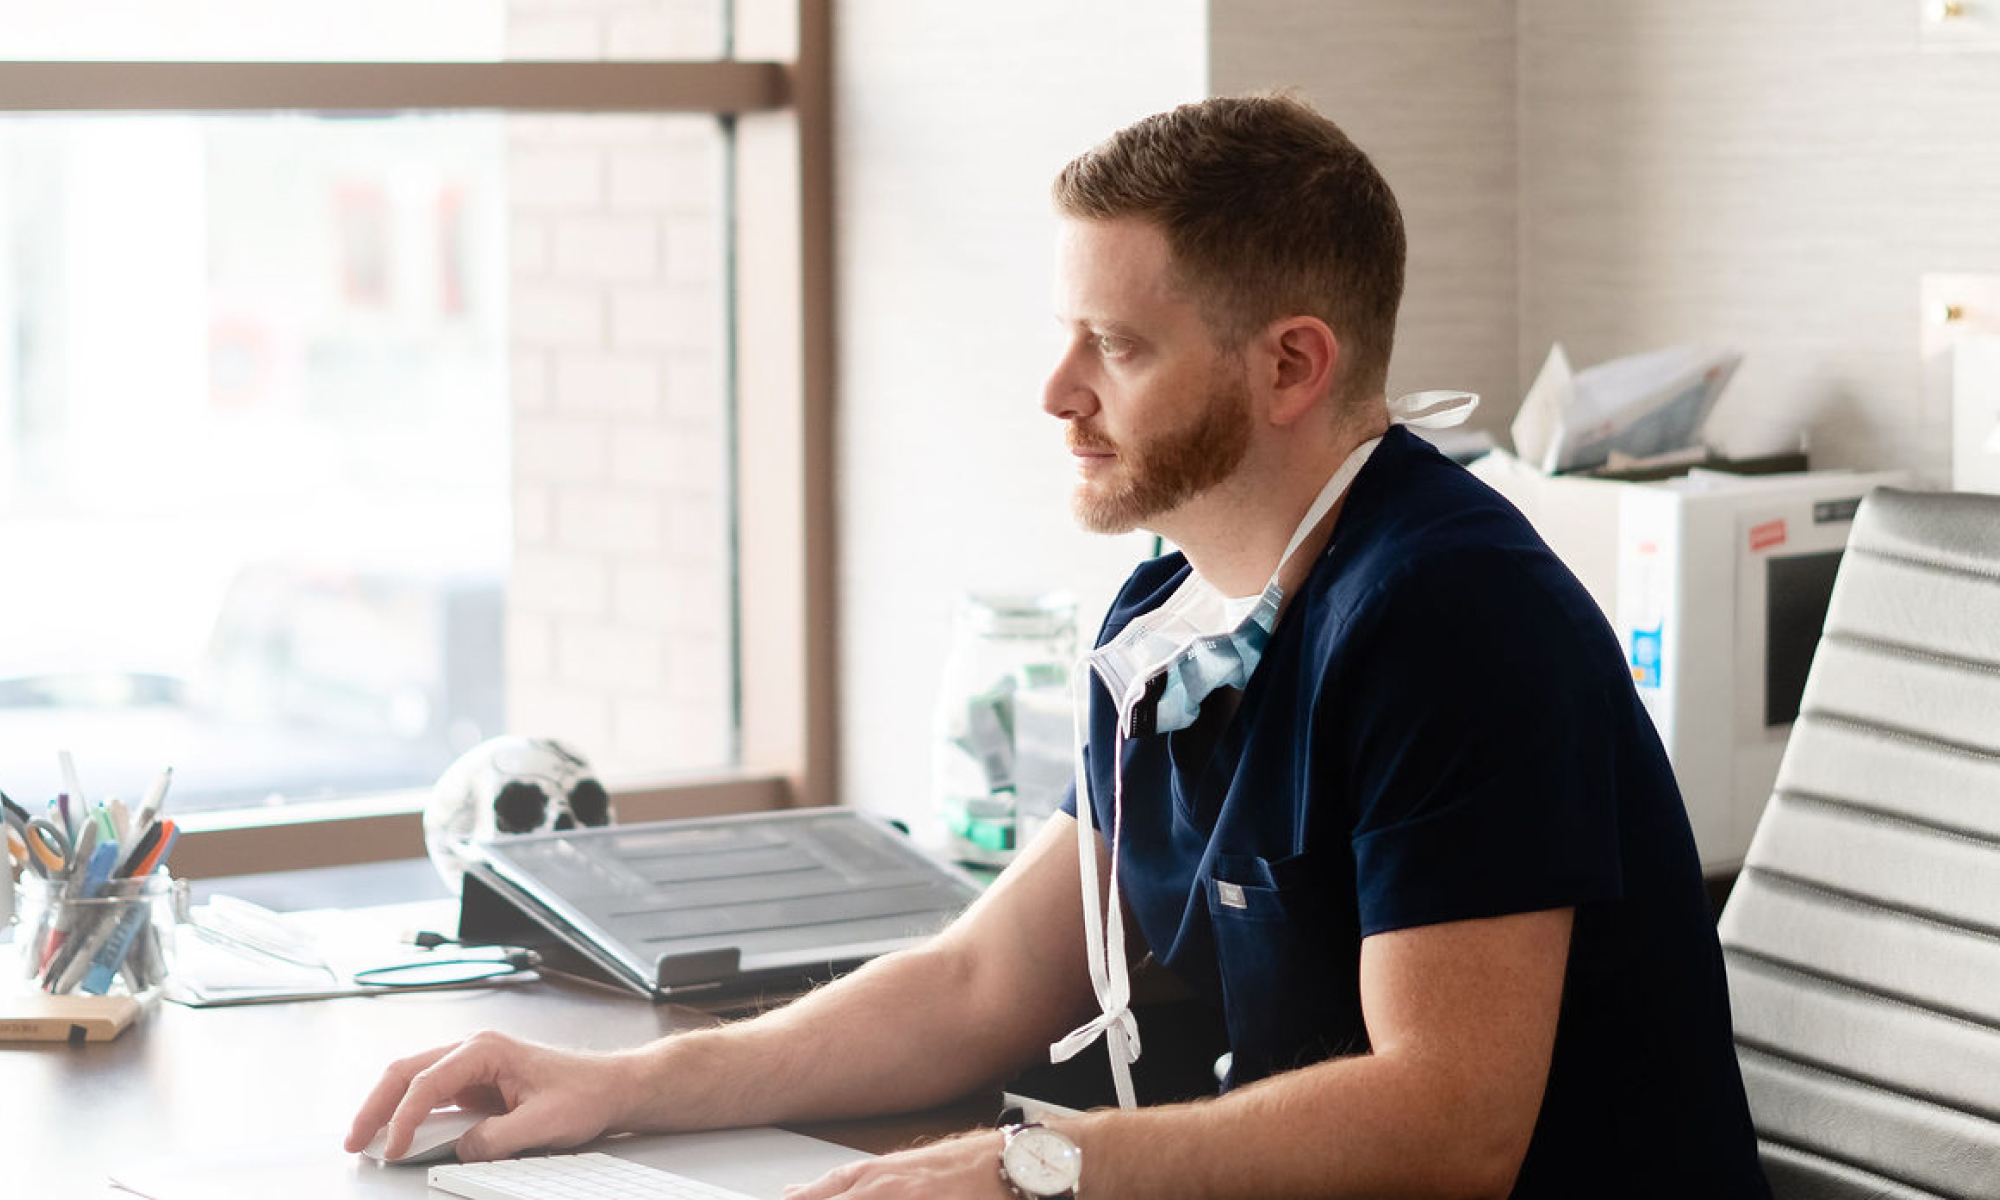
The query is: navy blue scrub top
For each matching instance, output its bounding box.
[1065,427,1769,1196]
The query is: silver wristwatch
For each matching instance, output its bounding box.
[999,1122,1083,1200]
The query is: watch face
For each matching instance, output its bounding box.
[1003,1126,1082,1197]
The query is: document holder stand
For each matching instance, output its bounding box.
[457,809,984,1002]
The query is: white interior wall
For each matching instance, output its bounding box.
[831,2,1206,838]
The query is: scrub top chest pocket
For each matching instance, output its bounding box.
[1202,847,1366,1089]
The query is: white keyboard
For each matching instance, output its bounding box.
[428,1152,760,1200]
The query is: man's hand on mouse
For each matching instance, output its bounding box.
[345,1030,643,1163]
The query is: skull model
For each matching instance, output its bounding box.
[424,735,614,892]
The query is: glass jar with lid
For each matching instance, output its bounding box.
[932,591,1077,867]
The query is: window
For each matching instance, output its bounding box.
[0,1,832,873]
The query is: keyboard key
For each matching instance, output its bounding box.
[428,1151,761,1200]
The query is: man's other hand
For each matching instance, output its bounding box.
[783,1130,1015,1200]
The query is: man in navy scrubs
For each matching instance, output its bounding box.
[351,95,1771,1198]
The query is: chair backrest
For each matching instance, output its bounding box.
[1718,487,2000,1198]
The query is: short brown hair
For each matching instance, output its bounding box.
[1052,93,1405,410]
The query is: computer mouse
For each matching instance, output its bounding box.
[361,1106,486,1165]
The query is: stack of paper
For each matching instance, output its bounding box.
[1512,343,1742,475]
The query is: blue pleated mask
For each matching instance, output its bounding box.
[1083,389,1478,739]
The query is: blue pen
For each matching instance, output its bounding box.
[44,840,125,992]
[39,841,123,991]
[78,895,157,995]
[83,827,179,995]
[79,840,118,897]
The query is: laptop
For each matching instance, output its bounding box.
[456,808,985,1001]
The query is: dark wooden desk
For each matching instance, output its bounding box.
[4,874,995,1198]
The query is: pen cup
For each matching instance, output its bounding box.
[16,871,183,996]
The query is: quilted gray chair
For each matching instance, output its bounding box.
[1718,487,2000,1198]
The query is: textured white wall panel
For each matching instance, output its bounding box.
[1520,1,2000,475]
[1211,0,1520,438]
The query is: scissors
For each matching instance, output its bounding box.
[3,792,72,878]
[18,816,71,878]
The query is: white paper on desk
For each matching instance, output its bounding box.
[1512,342,1742,474]
[110,1126,870,1200]
[110,1139,419,1200]
[166,897,534,1006]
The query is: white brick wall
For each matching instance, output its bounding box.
[503,0,726,59]
[511,282,603,346]
[513,415,608,482]
[507,148,603,210]
[504,0,731,777]
[552,216,660,281]
[552,352,663,418]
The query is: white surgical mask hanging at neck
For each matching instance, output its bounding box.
[1051,389,1477,1108]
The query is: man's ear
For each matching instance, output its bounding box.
[1257,316,1339,427]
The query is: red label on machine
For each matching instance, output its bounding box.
[1748,519,1788,552]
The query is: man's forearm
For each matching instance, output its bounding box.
[1058,1049,1525,1200]
[610,937,1075,1134]
[600,817,1104,1136]
[1054,911,1571,1200]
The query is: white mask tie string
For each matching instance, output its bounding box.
[1049,660,1140,1109]
[1052,387,1476,1109]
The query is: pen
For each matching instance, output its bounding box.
[38,881,76,976]
[137,766,172,821]
[45,916,98,993]
[32,813,96,980]
[116,821,164,879]
[91,808,117,860]
[128,767,173,842]
[15,820,69,977]
[42,839,131,992]
[53,855,151,996]
[125,819,176,879]
[75,887,158,995]
[59,749,86,812]
[112,823,179,992]
[67,817,99,884]
[79,840,119,898]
